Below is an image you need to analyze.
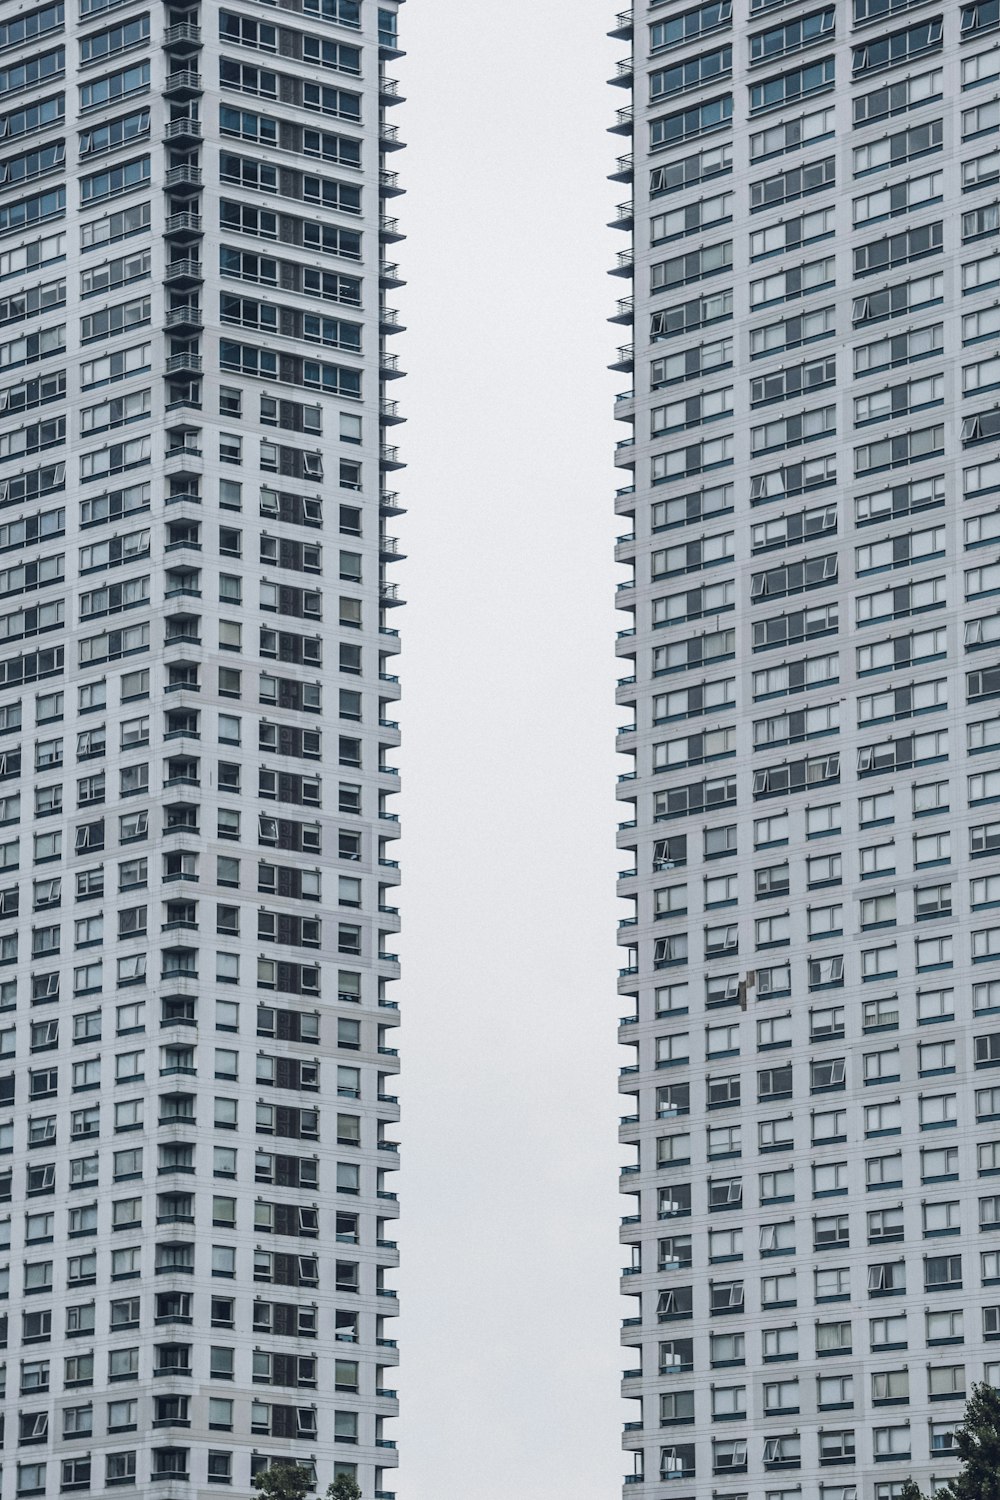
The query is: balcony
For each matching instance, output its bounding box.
[379,168,404,197]
[380,305,404,333]
[610,343,635,374]
[609,7,634,39]
[164,164,202,194]
[163,21,201,49]
[379,535,405,560]
[609,103,634,136]
[380,444,404,471]
[380,214,405,242]
[165,440,202,461]
[164,69,202,97]
[380,490,406,516]
[164,211,202,239]
[165,353,202,375]
[380,581,403,608]
[380,349,404,379]
[379,75,404,103]
[165,305,201,330]
[610,151,634,184]
[610,248,634,279]
[380,397,404,425]
[380,259,406,288]
[610,294,634,326]
[164,259,203,286]
[165,117,201,142]
[610,199,634,230]
[609,55,634,88]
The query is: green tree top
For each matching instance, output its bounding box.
[251,1465,314,1500]
[326,1479,363,1500]
[903,1382,1000,1500]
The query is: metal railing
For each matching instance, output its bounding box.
[165,354,202,374]
[165,165,202,188]
[164,258,202,280]
[164,117,201,140]
[164,68,201,91]
[165,306,201,327]
[163,21,201,44]
[164,211,202,235]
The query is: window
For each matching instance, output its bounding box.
[750,55,835,114]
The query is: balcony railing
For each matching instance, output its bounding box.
[164,259,202,282]
[165,354,202,374]
[165,165,202,190]
[164,211,202,236]
[164,117,201,141]
[164,68,201,94]
[163,21,201,45]
[165,306,201,329]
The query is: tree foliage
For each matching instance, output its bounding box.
[326,1479,363,1500]
[903,1383,1000,1500]
[251,1465,314,1500]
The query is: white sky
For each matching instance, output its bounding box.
[389,2,626,1494]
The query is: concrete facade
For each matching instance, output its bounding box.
[0,0,404,1492]
[612,0,1000,1494]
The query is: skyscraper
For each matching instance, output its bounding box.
[0,0,403,1492]
[612,0,1000,1493]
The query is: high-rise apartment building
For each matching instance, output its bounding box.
[0,0,404,1493]
[612,0,1000,1493]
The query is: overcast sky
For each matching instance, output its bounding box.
[389,2,626,1494]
